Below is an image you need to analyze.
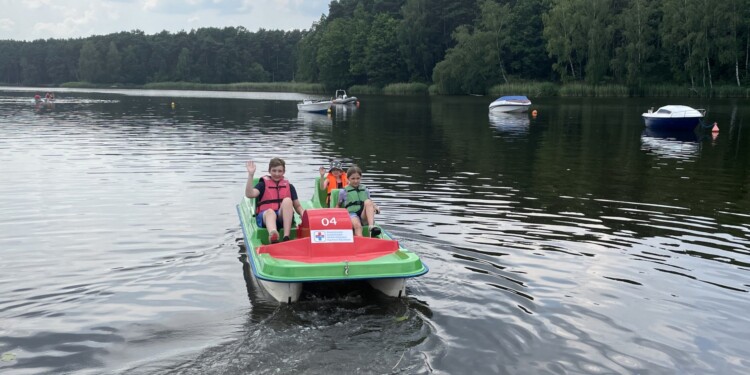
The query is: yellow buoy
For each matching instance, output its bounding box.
[171,102,175,109]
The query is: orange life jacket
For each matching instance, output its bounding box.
[325,173,348,204]
[256,176,291,214]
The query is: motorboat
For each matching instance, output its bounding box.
[332,89,358,104]
[488,95,532,113]
[297,99,332,113]
[642,105,705,130]
[236,177,428,303]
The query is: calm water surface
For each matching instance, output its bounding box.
[0,87,749,374]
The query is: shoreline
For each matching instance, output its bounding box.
[2,81,749,98]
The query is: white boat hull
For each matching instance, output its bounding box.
[333,97,357,104]
[297,101,332,113]
[256,277,406,303]
[368,278,407,297]
[489,104,531,113]
[257,279,303,303]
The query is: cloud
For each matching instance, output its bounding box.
[0,0,330,41]
[139,0,254,15]
[0,18,15,31]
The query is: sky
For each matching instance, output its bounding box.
[0,0,331,41]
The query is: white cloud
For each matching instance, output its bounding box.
[0,0,330,41]
[0,18,15,31]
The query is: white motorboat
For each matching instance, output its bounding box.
[488,95,532,113]
[297,99,332,113]
[642,105,705,131]
[332,89,358,104]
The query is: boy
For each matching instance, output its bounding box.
[319,160,348,206]
[245,158,305,243]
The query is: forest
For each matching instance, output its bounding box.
[1,0,749,95]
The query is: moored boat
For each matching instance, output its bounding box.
[489,95,531,113]
[642,105,705,131]
[332,89,358,104]
[237,177,428,303]
[297,99,332,113]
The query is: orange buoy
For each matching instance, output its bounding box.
[711,122,719,133]
[531,109,538,117]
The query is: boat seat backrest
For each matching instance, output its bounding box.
[329,189,340,208]
[314,176,327,208]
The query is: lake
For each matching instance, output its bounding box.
[0,87,748,374]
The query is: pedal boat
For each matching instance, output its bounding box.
[236,177,428,303]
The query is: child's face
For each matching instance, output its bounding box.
[348,173,361,187]
[269,165,285,181]
[331,169,342,176]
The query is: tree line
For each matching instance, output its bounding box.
[1,0,749,94]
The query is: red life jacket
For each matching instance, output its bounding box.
[256,176,291,214]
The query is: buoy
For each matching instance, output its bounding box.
[531,109,538,117]
[171,102,175,109]
[711,122,719,133]
[356,100,360,107]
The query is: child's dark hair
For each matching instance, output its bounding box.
[346,165,362,178]
[268,157,285,171]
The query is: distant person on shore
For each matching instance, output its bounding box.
[245,158,305,243]
[319,160,348,206]
[337,165,381,237]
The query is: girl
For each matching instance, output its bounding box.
[337,165,381,237]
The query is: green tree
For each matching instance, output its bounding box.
[317,18,353,88]
[712,0,749,86]
[105,41,122,82]
[175,47,191,81]
[505,0,553,80]
[296,17,325,82]
[432,0,516,95]
[78,40,102,82]
[543,0,585,81]
[581,0,613,84]
[348,3,371,84]
[612,0,658,86]
[366,14,407,86]
[660,0,708,87]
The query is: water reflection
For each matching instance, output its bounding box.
[488,112,530,136]
[296,111,332,127]
[332,103,358,121]
[34,101,55,113]
[640,128,700,159]
[2,89,750,374]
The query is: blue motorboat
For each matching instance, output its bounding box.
[642,105,705,131]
